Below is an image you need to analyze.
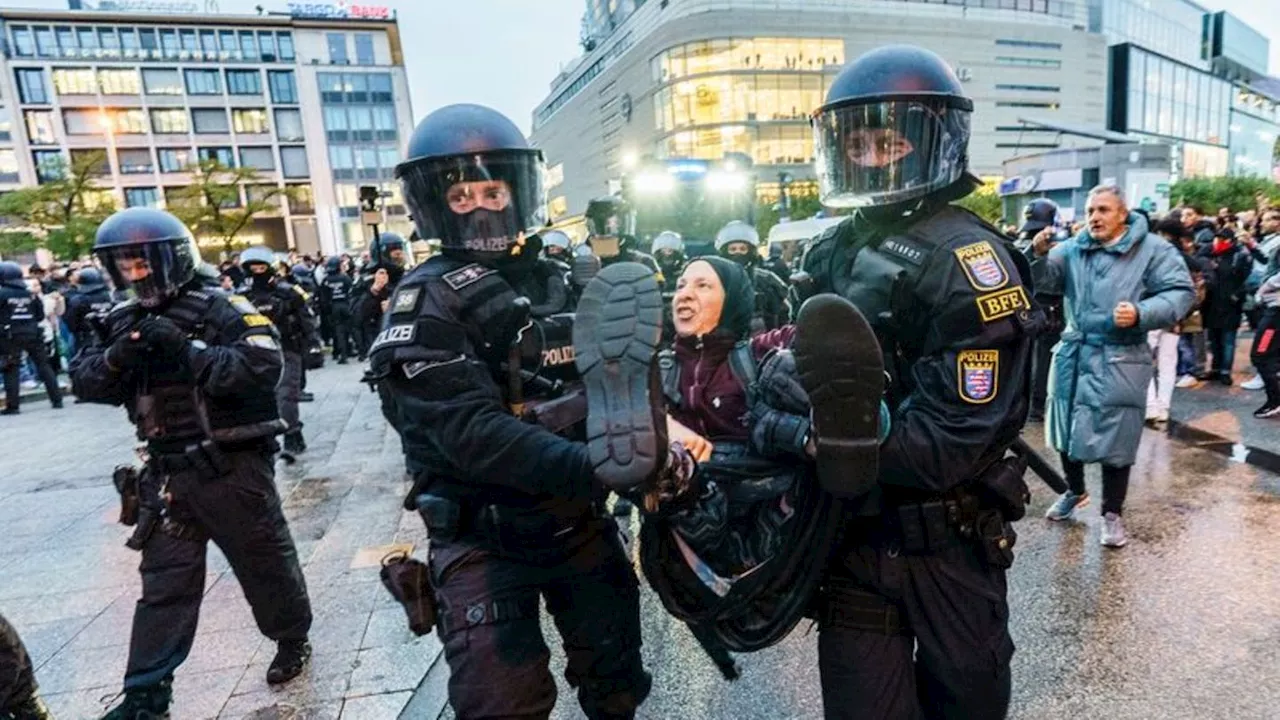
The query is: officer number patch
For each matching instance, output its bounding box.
[954,242,1009,291]
[391,288,420,314]
[957,350,999,404]
[975,287,1030,323]
[369,324,416,352]
[443,264,496,290]
[242,313,272,328]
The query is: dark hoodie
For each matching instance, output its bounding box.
[669,256,794,441]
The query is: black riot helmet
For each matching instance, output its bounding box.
[396,104,546,266]
[813,45,972,209]
[584,196,636,259]
[1020,198,1059,237]
[93,208,201,309]
[378,232,407,263]
[325,255,344,274]
[77,267,105,288]
[0,260,23,289]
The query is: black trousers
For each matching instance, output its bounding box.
[123,449,312,690]
[428,520,651,720]
[818,526,1013,720]
[2,334,62,410]
[1252,307,1280,406]
[1060,453,1131,515]
[330,311,353,362]
[0,613,37,712]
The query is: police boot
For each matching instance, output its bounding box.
[793,294,885,500]
[574,262,667,493]
[7,695,53,720]
[266,639,312,684]
[100,680,172,719]
[299,391,315,402]
[283,431,306,455]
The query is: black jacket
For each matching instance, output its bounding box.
[239,280,317,353]
[319,273,354,318]
[0,283,43,341]
[65,285,114,350]
[1198,242,1253,329]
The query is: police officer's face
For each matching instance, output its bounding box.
[389,249,405,263]
[844,128,914,167]
[723,242,753,259]
[114,257,152,284]
[249,263,271,276]
[445,180,512,215]
[546,245,566,258]
[655,249,680,265]
[673,261,725,338]
[1086,190,1128,242]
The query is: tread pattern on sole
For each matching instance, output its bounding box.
[793,295,885,498]
[574,262,666,490]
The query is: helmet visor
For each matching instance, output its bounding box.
[813,99,969,208]
[97,241,183,308]
[398,151,545,258]
[586,205,635,239]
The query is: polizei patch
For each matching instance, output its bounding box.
[369,323,416,352]
[954,242,1009,291]
[957,349,999,404]
[443,264,496,290]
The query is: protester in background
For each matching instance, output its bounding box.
[1147,218,1193,426]
[1197,227,1254,385]
[1241,208,1280,390]
[1251,267,1280,418]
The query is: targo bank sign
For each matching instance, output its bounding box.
[288,2,391,19]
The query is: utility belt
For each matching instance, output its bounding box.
[416,492,596,563]
[871,476,1019,570]
[147,437,274,476]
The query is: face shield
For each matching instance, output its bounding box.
[398,150,546,262]
[813,99,969,209]
[97,238,195,309]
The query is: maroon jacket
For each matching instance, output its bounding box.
[668,326,796,441]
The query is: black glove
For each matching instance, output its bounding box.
[105,331,150,370]
[138,316,190,361]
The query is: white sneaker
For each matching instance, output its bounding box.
[1242,375,1265,390]
[1175,375,1199,388]
[1101,512,1128,548]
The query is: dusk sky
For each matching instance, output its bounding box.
[14,0,1280,135]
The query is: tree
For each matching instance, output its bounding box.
[166,159,294,257]
[0,151,116,261]
[1170,175,1280,213]
[952,181,1003,225]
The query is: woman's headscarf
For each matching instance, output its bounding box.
[688,255,754,339]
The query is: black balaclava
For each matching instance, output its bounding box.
[692,255,754,339]
[249,268,274,291]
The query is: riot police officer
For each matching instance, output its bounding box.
[1016,199,1065,421]
[376,103,665,719]
[0,261,63,415]
[651,230,686,281]
[716,220,790,333]
[239,247,316,455]
[69,209,312,718]
[794,45,1036,719]
[64,267,116,356]
[319,255,355,364]
[517,234,574,317]
[542,229,572,262]
[366,231,408,287]
[584,196,662,281]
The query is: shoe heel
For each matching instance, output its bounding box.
[574,263,666,491]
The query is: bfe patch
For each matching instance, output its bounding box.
[975,286,1030,323]
[957,349,999,404]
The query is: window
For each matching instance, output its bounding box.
[69,148,110,176]
[318,73,344,103]
[370,73,393,103]
[995,100,1058,108]
[349,106,373,141]
[34,27,55,57]
[16,69,48,104]
[373,106,397,141]
[142,68,182,95]
[327,33,348,64]
[274,109,304,141]
[226,70,261,95]
[150,109,190,134]
[378,146,399,177]
[12,27,34,57]
[117,148,154,174]
[138,28,158,55]
[77,27,99,51]
[268,71,297,103]
[125,187,160,208]
[324,107,348,142]
[994,56,1062,68]
[280,146,309,178]
[52,68,95,95]
[33,150,64,183]
[102,109,147,135]
[99,27,120,55]
[355,34,375,65]
[159,29,179,58]
[200,30,218,55]
[346,73,368,103]
[98,69,141,95]
[198,146,235,167]
[0,108,11,142]
[994,84,1060,92]
[119,28,138,53]
[277,32,295,61]
[184,69,221,95]
[246,184,281,212]
[995,39,1062,50]
[164,186,192,208]
[232,108,269,134]
[25,111,56,144]
[192,109,229,134]
[56,27,75,55]
[257,31,277,62]
[0,150,19,183]
[239,31,258,61]
[356,147,379,179]
[240,146,275,170]
[329,145,353,171]
[180,29,198,55]
[219,30,237,56]
[287,183,314,214]
[157,147,193,172]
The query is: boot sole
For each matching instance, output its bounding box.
[793,294,885,499]
[574,262,666,492]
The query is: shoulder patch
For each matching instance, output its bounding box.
[369,323,416,353]
[226,294,259,316]
[390,287,421,314]
[242,313,273,328]
[443,264,497,291]
[881,237,928,266]
[954,241,1009,291]
[293,285,310,301]
[246,334,280,349]
[975,286,1030,323]
[957,350,999,404]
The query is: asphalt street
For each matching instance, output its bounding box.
[1,361,1277,719]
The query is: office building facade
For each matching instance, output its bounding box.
[0,5,414,258]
